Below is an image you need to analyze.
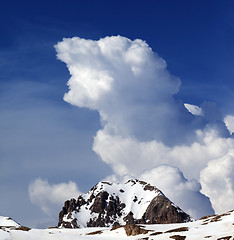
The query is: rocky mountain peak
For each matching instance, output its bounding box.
[58,179,191,228]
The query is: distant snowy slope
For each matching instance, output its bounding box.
[0,216,19,227]
[0,216,20,240]
[58,179,191,228]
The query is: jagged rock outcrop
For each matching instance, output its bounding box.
[58,179,191,228]
[143,195,190,224]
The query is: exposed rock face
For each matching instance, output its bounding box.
[143,195,190,224]
[58,179,191,228]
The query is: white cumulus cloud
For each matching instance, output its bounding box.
[93,127,233,181]
[200,151,234,213]
[55,35,234,218]
[29,179,81,215]
[55,36,205,146]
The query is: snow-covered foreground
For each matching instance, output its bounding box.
[1,210,234,240]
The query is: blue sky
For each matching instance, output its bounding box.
[1,0,234,228]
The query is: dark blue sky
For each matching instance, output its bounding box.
[0,0,234,228]
[1,0,234,107]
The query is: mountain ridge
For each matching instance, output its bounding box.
[58,179,191,228]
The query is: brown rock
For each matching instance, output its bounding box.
[90,191,109,213]
[170,235,186,240]
[143,195,191,224]
[123,211,135,224]
[124,224,149,236]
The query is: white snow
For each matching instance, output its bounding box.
[69,179,165,227]
[0,210,234,239]
[0,216,19,227]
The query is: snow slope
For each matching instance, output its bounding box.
[0,216,19,227]
[1,210,233,239]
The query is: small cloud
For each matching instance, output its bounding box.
[29,179,81,215]
[184,103,203,116]
[224,115,234,134]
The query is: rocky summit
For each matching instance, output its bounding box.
[58,179,191,228]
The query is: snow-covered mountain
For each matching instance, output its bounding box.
[58,179,191,228]
[1,179,233,239]
[1,210,234,239]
